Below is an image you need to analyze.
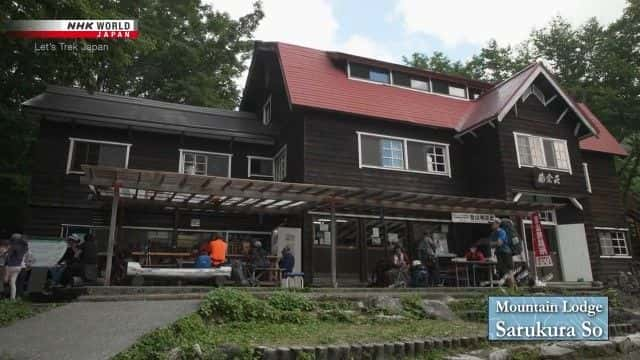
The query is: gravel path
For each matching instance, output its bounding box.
[0,300,200,360]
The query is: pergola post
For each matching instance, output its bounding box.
[330,200,337,288]
[104,183,120,286]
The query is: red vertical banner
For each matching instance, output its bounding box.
[531,212,553,268]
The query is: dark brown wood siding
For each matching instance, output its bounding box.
[582,151,631,280]
[26,119,275,235]
[498,96,589,199]
[463,125,506,199]
[303,111,467,194]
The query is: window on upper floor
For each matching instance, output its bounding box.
[248,156,274,179]
[66,138,130,174]
[392,71,429,91]
[179,149,231,177]
[514,132,571,173]
[597,229,629,257]
[358,132,451,176]
[349,62,390,84]
[274,145,287,181]
[468,88,483,100]
[262,95,272,126]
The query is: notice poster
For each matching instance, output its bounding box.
[531,212,553,268]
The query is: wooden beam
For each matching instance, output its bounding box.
[556,108,569,124]
[104,184,120,286]
[200,178,211,189]
[544,94,558,107]
[179,175,188,188]
[330,201,337,288]
[221,180,233,191]
[574,122,582,136]
[82,167,557,215]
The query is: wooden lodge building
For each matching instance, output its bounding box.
[22,41,631,286]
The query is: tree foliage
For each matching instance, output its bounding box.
[405,1,640,205]
[0,0,263,234]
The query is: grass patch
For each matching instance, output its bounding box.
[0,300,60,328]
[115,289,484,360]
[0,300,36,327]
[115,315,483,360]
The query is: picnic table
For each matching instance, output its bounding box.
[451,257,497,287]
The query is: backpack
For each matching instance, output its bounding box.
[500,218,523,255]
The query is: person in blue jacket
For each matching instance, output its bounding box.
[278,246,295,278]
[194,249,212,269]
[490,218,515,289]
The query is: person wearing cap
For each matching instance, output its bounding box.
[4,234,28,300]
[54,234,83,287]
[417,230,440,286]
[278,246,295,278]
[208,233,227,267]
[490,218,515,289]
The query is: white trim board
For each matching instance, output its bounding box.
[356,131,452,177]
[66,137,132,175]
[497,64,597,136]
[512,131,573,174]
[178,149,232,177]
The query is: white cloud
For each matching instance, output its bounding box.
[338,34,394,62]
[394,0,627,46]
[209,0,395,91]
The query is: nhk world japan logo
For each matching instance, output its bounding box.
[4,20,138,39]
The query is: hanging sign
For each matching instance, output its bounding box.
[451,212,495,224]
[533,170,561,189]
[531,212,553,268]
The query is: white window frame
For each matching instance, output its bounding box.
[274,145,287,182]
[346,61,472,101]
[66,137,131,175]
[357,131,452,177]
[247,155,274,179]
[513,132,572,174]
[381,138,405,169]
[595,227,630,258]
[178,149,232,177]
[262,94,272,126]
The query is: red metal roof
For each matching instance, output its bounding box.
[276,42,473,129]
[274,42,626,156]
[456,62,539,131]
[577,103,628,156]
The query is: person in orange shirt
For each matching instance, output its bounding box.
[208,233,227,267]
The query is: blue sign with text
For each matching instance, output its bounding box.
[488,296,608,341]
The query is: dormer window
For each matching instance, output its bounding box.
[347,61,478,99]
[348,63,390,84]
[262,95,272,126]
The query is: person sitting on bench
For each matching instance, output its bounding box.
[208,233,227,267]
[195,249,212,268]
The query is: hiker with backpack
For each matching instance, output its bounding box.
[490,218,517,289]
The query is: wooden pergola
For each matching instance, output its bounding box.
[81,165,562,286]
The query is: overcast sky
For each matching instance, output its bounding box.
[210,0,627,87]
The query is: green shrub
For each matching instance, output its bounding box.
[317,309,355,323]
[199,289,277,323]
[268,291,315,312]
[449,297,487,322]
[400,294,427,320]
[199,289,313,324]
